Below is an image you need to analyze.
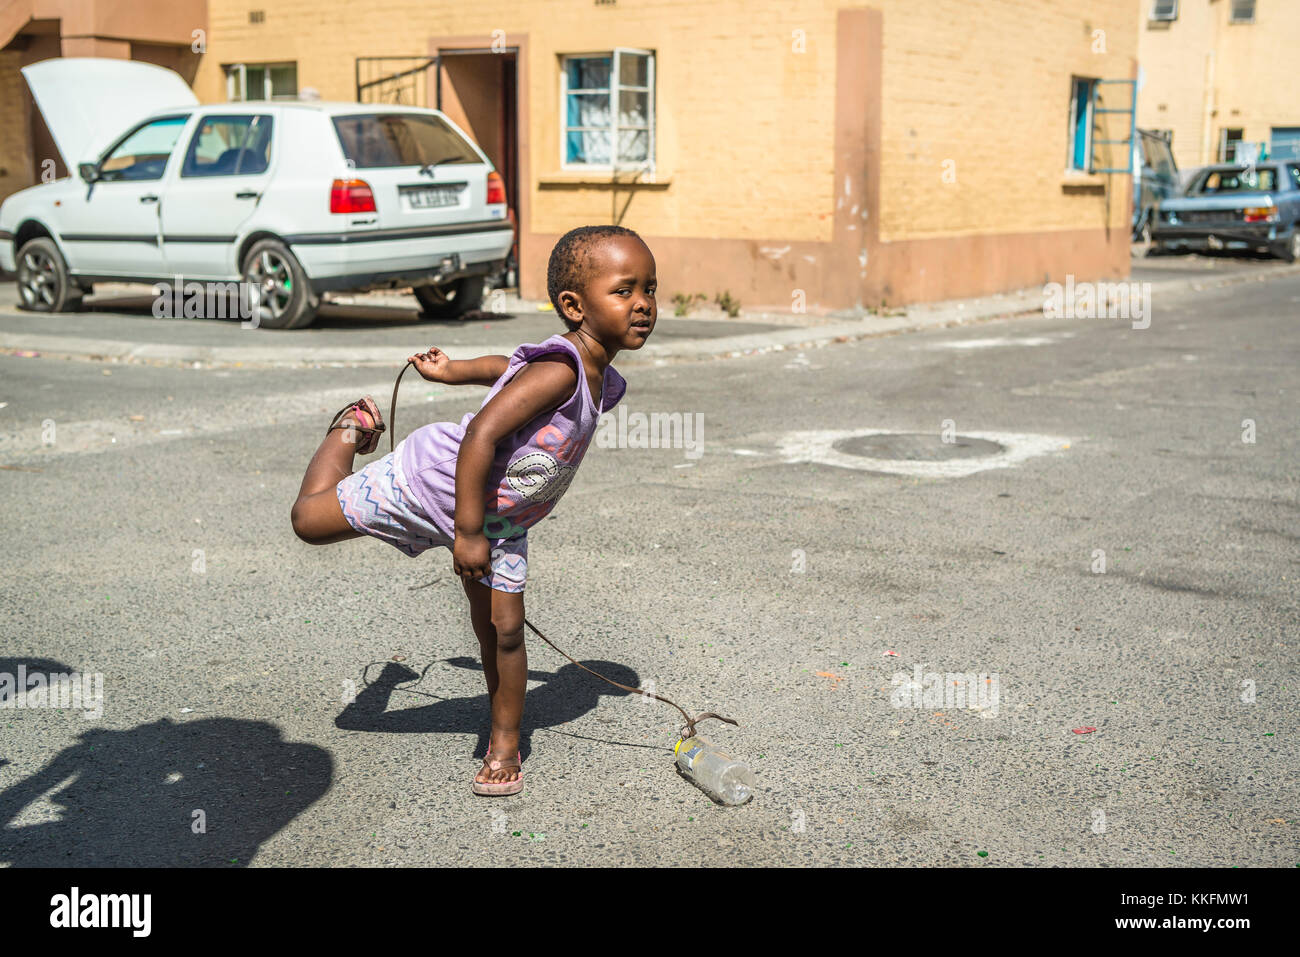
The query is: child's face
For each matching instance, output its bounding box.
[567,236,657,350]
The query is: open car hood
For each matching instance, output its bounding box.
[21,57,199,167]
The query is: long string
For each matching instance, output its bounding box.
[387,359,738,744]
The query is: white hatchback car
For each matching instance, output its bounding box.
[0,58,514,329]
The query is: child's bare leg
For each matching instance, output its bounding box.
[462,579,526,785]
[291,422,365,544]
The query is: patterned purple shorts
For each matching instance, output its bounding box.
[335,440,527,594]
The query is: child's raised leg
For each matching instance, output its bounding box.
[462,578,527,786]
[290,408,373,544]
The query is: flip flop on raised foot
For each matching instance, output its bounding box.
[326,395,386,455]
[472,748,523,796]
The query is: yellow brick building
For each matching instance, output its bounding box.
[4,1,1142,311]
[1136,0,1300,170]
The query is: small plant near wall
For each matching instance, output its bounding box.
[714,290,741,317]
[672,291,707,316]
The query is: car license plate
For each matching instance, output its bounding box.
[404,185,462,209]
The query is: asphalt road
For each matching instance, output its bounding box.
[0,268,1296,866]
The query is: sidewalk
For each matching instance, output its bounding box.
[1,254,1296,369]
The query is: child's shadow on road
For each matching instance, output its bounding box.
[336,658,644,761]
[0,716,332,867]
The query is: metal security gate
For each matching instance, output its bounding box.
[1090,78,1137,174]
[355,57,436,106]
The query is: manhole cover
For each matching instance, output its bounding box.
[776,429,1072,477]
[833,432,1004,461]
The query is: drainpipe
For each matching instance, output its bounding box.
[1201,51,1216,166]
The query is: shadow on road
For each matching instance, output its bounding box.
[0,716,332,867]
[78,289,521,330]
[1141,246,1288,263]
[0,657,75,704]
[336,658,642,761]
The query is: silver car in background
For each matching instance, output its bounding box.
[1152,162,1300,262]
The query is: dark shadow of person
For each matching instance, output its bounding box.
[0,717,332,867]
[0,658,76,705]
[336,658,640,762]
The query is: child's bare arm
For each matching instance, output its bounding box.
[450,354,578,581]
[409,347,509,387]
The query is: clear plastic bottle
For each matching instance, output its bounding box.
[673,735,755,805]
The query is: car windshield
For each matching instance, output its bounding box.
[1192,168,1277,194]
[332,113,480,169]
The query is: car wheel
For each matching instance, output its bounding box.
[1279,230,1300,264]
[15,237,81,313]
[414,275,485,319]
[241,239,319,329]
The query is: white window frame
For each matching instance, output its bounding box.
[1229,0,1255,24]
[1219,127,1243,162]
[224,62,298,102]
[559,48,655,174]
[1150,0,1179,22]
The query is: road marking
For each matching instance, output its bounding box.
[926,336,1055,350]
[776,429,1071,478]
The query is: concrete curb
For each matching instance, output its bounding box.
[0,310,1029,369]
[2,261,1297,369]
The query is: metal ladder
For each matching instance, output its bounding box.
[1089,78,1137,174]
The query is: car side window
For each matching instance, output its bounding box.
[98,116,190,182]
[181,114,274,177]
[1290,164,1300,191]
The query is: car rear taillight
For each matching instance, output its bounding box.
[1242,206,1276,223]
[330,179,376,214]
[487,171,507,206]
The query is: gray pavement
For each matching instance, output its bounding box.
[0,261,1297,866]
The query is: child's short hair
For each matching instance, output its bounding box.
[546,224,645,331]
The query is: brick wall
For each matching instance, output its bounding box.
[197,0,1138,246]
[1138,0,1300,169]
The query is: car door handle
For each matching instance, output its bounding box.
[234,190,260,200]
[140,194,159,204]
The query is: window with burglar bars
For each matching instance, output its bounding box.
[1230,0,1255,23]
[561,49,655,172]
[1150,0,1178,22]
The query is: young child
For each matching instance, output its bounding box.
[289,224,656,796]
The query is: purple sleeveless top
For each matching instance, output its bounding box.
[398,335,626,541]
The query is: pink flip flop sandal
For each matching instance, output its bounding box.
[326,395,386,455]
[472,748,523,796]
